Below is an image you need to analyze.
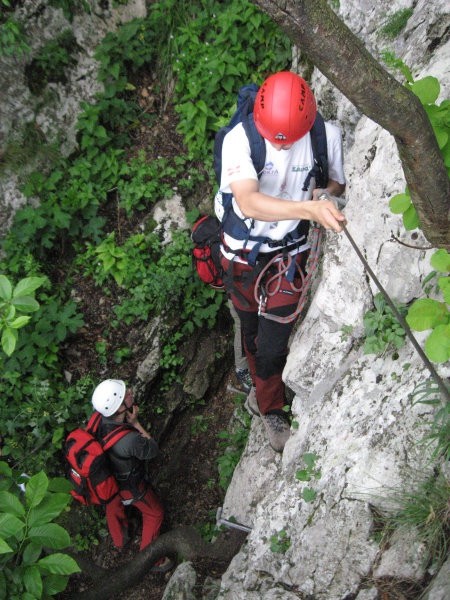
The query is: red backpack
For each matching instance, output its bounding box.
[65,411,132,505]
[191,215,224,289]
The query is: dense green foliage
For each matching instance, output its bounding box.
[0,462,79,599]
[0,0,291,478]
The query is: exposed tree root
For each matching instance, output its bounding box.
[68,526,247,600]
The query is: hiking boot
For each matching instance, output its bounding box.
[262,411,291,453]
[235,368,252,393]
[150,557,174,573]
[244,387,260,417]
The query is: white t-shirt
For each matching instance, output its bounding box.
[218,121,345,259]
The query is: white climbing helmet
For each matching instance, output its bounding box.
[92,379,126,417]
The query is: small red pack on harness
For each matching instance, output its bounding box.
[191,215,224,290]
[64,412,132,505]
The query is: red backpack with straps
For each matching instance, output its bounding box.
[191,215,224,289]
[64,411,132,505]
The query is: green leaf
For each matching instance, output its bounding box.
[402,203,419,230]
[0,538,13,554]
[25,471,48,508]
[303,453,318,469]
[42,574,70,595]
[12,277,45,298]
[389,193,410,214]
[302,487,317,503]
[0,461,12,477]
[28,523,70,549]
[9,315,31,329]
[48,478,72,494]
[0,513,25,538]
[438,277,450,304]
[434,127,448,150]
[51,426,65,447]
[22,541,43,565]
[431,249,450,272]
[23,565,43,598]
[406,298,449,330]
[424,323,450,363]
[1,327,17,356]
[0,275,12,300]
[295,469,311,482]
[11,296,40,313]
[28,494,71,527]
[37,553,81,575]
[410,76,440,104]
[0,491,25,517]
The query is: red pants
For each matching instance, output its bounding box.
[105,485,164,551]
[221,252,308,414]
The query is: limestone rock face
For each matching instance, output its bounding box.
[215,1,449,599]
[0,0,146,236]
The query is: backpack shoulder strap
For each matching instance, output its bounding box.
[102,424,133,451]
[214,83,262,185]
[86,411,102,434]
[302,112,329,191]
[242,113,266,178]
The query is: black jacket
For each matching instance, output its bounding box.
[99,416,159,494]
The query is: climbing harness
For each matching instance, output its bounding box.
[254,224,323,324]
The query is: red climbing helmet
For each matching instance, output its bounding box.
[253,71,317,144]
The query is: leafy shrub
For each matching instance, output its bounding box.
[384,59,450,231]
[0,463,80,599]
[269,529,291,554]
[363,293,407,355]
[0,275,46,356]
[0,16,30,57]
[25,30,79,94]
[171,0,292,159]
[406,249,450,363]
[0,375,93,474]
[295,452,321,503]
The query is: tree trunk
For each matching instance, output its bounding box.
[252,0,450,248]
[68,526,246,600]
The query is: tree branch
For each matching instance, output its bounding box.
[251,0,450,248]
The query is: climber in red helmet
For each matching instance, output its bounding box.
[218,71,346,452]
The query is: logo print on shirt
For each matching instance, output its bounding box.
[262,161,278,175]
[292,165,309,172]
